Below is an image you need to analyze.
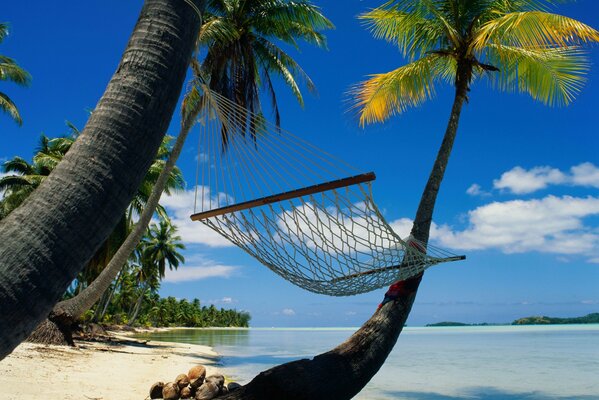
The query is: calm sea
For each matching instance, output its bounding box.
[138,325,599,399]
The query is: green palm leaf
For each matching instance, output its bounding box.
[485,44,589,106]
[0,91,22,125]
[351,54,456,125]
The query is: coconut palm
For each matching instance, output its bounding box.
[128,221,185,325]
[141,220,185,278]
[0,0,201,358]
[0,22,30,125]
[351,0,599,244]
[197,0,333,130]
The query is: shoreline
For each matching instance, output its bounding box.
[0,329,224,400]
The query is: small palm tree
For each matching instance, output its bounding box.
[352,0,599,244]
[0,23,31,125]
[141,220,185,279]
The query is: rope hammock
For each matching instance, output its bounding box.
[190,87,464,296]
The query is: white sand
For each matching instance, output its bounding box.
[0,333,221,399]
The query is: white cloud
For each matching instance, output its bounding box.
[493,166,566,194]
[433,195,599,260]
[466,183,490,197]
[205,296,238,305]
[160,188,235,247]
[493,163,599,194]
[281,308,296,316]
[571,162,599,188]
[163,257,238,283]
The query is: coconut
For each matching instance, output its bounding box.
[175,373,190,389]
[190,376,204,391]
[194,381,219,400]
[188,365,206,381]
[150,381,164,399]
[180,386,192,399]
[163,382,180,400]
[205,374,224,389]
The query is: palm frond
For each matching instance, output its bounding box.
[350,54,456,126]
[0,56,32,85]
[359,7,446,60]
[2,156,32,174]
[254,38,316,106]
[0,92,22,125]
[198,17,240,45]
[484,44,589,106]
[251,1,333,48]
[473,11,599,50]
[0,23,9,42]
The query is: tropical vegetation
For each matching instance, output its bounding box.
[0,22,30,125]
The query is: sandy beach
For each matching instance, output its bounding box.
[0,331,222,400]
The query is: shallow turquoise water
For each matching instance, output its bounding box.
[138,325,599,399]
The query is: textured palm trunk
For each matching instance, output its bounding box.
[220,63,473,400]
[0,0,201,360]
[29,86,201,344]
[411,61,471,244]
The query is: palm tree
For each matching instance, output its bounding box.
[198,0,333,130]
[0,22,30,125]
[0,0,202,359]
[141,220,185,278]
[128,221,185,325]
[351,0,599,244]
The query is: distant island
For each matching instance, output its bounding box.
[426,313,599,327]
[512,313,599,325]
[426,321,496,327]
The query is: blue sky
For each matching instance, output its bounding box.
[2,1,598,327]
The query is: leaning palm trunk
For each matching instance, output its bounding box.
[28,100,201,345]
[0,0,201,360]
[219,66,471,400]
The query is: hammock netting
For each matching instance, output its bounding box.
[190,88,464,296]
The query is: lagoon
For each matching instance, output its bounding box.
[138,325,599,399]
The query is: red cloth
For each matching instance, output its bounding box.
[377,272,423,309]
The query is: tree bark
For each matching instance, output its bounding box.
[0,0,201,360]
[411,61,472,244]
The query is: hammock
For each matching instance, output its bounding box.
[190,88,464,296]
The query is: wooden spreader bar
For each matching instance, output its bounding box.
[190,172,376,221]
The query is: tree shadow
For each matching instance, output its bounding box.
[383,387,599,400]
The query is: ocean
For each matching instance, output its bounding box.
[138,325,599,399]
